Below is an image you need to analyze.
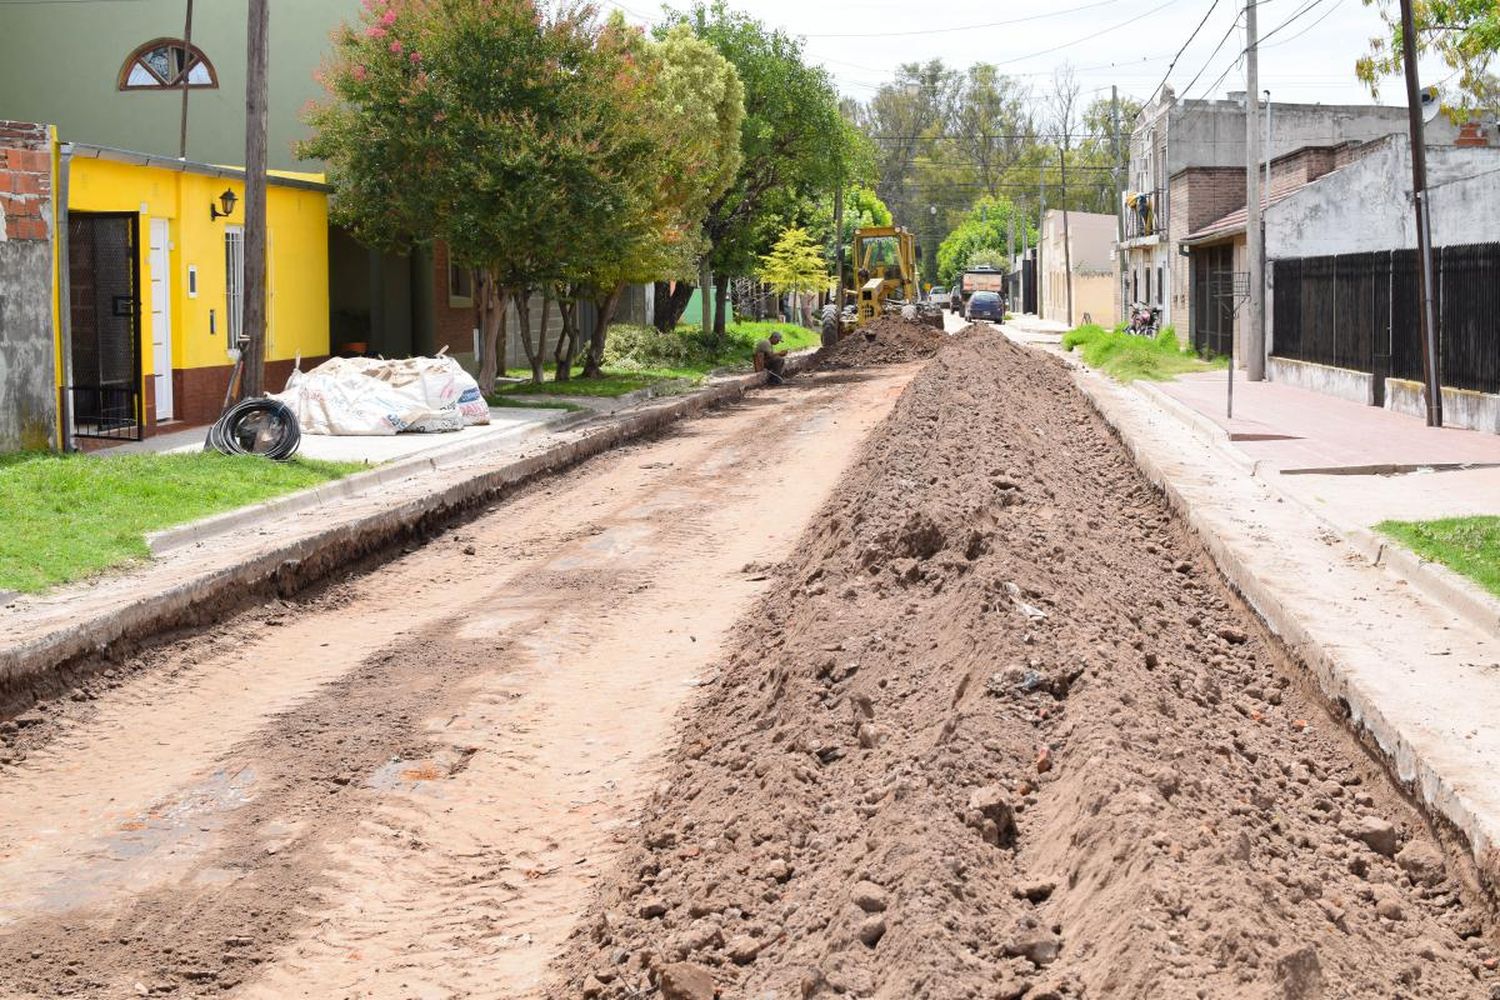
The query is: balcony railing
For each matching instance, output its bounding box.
[1123,188,1165,240]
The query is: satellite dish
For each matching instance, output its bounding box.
[1421,86,1442,123]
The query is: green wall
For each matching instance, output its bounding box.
[0,0,359,170]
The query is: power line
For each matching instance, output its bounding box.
[1260,0,1340,46]
[1142,0,1225,108]
[801,0,1122,38]
[1263,0,1346,46]
[1177,7,1243,103]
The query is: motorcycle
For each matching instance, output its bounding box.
[1127,302,1161,337]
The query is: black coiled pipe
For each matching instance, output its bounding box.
[204,398,302,461]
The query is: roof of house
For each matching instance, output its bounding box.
[1181,140,1379,245]
[1180,178,1315,245]
[66,142,329,192]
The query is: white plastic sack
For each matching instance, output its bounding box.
[270,354,489,436]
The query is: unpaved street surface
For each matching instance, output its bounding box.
[558,329,1497,999]
[0,365,915,998]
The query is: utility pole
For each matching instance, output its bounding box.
[1400,0,1443,426]
[1059,147,1074,328]
[178,0,194,159]
[1112,84,1126,323]
[241,0,269,397]
[1038,168,1046,319]
[1245,0,1266,381]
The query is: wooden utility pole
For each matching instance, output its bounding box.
[178,0,194,159]
[1245,0,1266,380]
[1112,84,1125,321]
[1059,147,1074,328]
[1037,169,1046,318]
[240,0,270,397]
[1399,0,1443,426]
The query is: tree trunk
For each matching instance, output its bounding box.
[655,282,695,332]
[514,286,547,386]
[713,273,730,342]
[584,280,625,378]
[554,287,579,382]
[475,274,508,395]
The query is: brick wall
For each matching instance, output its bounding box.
[0,121,51,243]
[0,120,58,451]
[431,241,476,356]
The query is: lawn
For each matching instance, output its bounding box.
[1376,516,1500,597]
[0,450,362,594]
[489,319,822,398]
[1061,323,1227,382]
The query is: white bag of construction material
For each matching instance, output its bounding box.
[272,354,487,436]
[272,363,435,435]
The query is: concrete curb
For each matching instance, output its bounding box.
[145,414,584,556]
[1048,352,1500,890]
[0,360,806,697]
[1129,381,1500,640]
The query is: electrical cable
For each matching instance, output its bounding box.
[205,398,302,461]
[1141,0,1225,110]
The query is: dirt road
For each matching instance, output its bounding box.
[0,364,917,998]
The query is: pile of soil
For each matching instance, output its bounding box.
[819,315,944,367]
[555,329,1495,998]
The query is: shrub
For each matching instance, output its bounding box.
[602,323,714,372]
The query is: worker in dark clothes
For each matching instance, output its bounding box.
[755,331,789,384]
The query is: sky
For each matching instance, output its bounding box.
[601,0,1448,112]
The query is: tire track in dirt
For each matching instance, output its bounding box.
[0,367,915,998]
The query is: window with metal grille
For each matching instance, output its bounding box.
[225,227,245,345]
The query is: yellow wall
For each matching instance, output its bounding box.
[66,157,329,376]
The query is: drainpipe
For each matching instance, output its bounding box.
[57,141,76,451]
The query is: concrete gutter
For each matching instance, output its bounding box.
[0,359,809,702]
[1032,342,1500,893]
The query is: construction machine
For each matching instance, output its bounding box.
[825,225,944,342]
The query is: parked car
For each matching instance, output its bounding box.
[949,286,964,312]
[966,290,1003,323]
[929,285,948,306]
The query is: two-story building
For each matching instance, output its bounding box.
[1117,86,1458,337]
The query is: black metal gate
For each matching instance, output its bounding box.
[66,212,143,440]
[1193,244,1234,357]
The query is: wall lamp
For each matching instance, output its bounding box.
[210,188,238,221]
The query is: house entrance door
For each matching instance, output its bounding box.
[67,212,143,441]
[1193,244,1234,358]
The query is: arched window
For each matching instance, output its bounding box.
[119,38,217,91]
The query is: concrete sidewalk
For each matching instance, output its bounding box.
[1013,331,1500,893]
[105,403,575,466]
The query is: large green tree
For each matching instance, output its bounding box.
[305,0,646,387]
[574,19,744,376]
[936,194,1036,286]
[658,2,854,340]
[1358,0,1500,116]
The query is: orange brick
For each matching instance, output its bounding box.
[11,173,43,196]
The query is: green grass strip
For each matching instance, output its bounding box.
[1376,516,1500,597]
[0,451,362,594]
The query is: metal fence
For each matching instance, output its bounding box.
[1272,242,1500,396]
[66,384,143,441]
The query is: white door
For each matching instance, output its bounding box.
[148,218,174,421]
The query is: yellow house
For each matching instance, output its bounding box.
[60,143,330,436]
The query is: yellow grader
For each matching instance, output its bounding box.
[823,225,944,343]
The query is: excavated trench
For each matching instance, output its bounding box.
[556,326,1497,999]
